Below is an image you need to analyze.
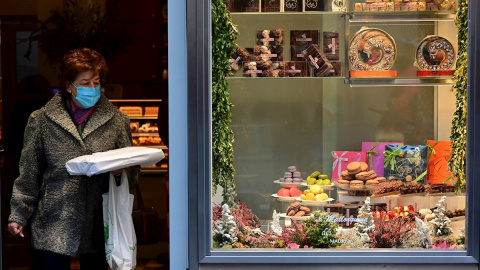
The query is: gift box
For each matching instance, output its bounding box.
[323,32,339,61]
[331,151,367,182]
[284,0,302,12]
[262,0,281,12]
[426,140,454,185]
[361,142,403,177]
[290,30,319,61]
[384,144,428,184]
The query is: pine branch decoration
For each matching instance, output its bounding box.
[212,0,238,205]
[449,0,468,193]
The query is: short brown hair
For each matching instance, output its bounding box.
[58,48,108,97]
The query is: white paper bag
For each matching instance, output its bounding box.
[103,172,137,270]
[66,146,164,176]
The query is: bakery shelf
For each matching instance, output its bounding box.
[231,11,347,16]
[109,99,163,102]
[348,11,456,22]
[126,116,158,120]
[140,168,168,174]
[346,77,456,87]
[134,145,168,150]
[132,132,160,137]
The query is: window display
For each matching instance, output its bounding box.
[212,0,465,252]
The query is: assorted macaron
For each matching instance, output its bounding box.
[337,161,380,190]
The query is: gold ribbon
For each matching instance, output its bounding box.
[384,145,403,171]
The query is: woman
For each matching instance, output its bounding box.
[8,48,140,269]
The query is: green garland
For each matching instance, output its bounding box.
[212,0,238,206]
[449,0,468,194]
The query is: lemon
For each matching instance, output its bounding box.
[300,194,307,200]
[320,193,329,200]
[304,189,310,195]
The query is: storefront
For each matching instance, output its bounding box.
[169,0,480,269]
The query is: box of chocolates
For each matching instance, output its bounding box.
[426,140,454,185]
[290,30,319,61]
[227,0,260,12]
[280,61,308,77]
[324,61,342,77]
[303,44,333,77]
[384,144,428,184]
[257,29,284,46]
[243,61,282,77]
[323,31,339,60]
[284,0,302,12]
[262,0,281,12]
[229,46,252,74]
[253,45,284,62]
[304,0,327,11]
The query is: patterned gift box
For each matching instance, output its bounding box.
[361,142,403,177]
[384,144,428,184]
[426,140,454,185]
[331,151,367,182]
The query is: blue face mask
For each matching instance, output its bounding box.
[71,82,101,109]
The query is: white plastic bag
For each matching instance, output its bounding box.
[103,171,137,270]
[66,146,164,176]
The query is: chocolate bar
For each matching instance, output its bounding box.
[254,45,283,62]
[323,32,339,60]
[257,29,284,46]
[290,30,319,61]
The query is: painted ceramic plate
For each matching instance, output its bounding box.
[349,27,396,71]
[415,35,455,71]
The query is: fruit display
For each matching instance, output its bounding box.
[299,184,330,201]
[285,202,311,217]
[277,185,303,197]
[306,171,331,186]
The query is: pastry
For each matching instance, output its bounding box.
[130,122,140,132]
[293,171,301,178]
[144,106,159,116]
[284,172,293,178]
[288,166,297,172]
[293,177,302,182]
[341,170,355,180]
[365,179,379,189]
[279,178,285,182]
[285,177,293,183]
[356,170,378,181]
[347,161,362,175]
[350,180,364,189]
[359,162,369,172]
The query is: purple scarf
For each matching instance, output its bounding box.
[70,98,96,126]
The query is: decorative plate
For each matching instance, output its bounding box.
[415,35,455,71]
[271,194,298,202]
[295,197,334,206]
[348,27,396,71]
[273,180,305,187]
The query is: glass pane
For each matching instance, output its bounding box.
[212,1,465,251]
[16,31,38,83]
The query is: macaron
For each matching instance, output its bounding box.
[279,177,285,182]
[293,171,301,178]
[338,179,351,186]
[350,180,364,189]
[374,177,387,183]
[356,170,378,181]
[341,170,355,180]
[359,162,369,172]
[288,166,297,172]
[365,179,379,189]
[285,177,293,182]
[293,177,302,182]
[284,172,293,178]
[347,162,362,175]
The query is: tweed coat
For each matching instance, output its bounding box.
[8,93,140,256]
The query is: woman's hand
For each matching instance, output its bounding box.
[8,222,24,237]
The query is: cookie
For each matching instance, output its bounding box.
[359,162,369,172]
[350,180,364,189]
[356,170,378,181]
[347,161,362,175]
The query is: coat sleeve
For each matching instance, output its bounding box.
[117,112,141,189]
[8,110,47,226]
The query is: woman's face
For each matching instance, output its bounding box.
[67,70,100,109]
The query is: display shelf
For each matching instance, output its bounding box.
[348,11,456,22]
[139,168,168,174]
[134,145,168,150]
[132,132,160,137]
[346,77,456,87]
[231,11,347,16]
[227,77,346,81]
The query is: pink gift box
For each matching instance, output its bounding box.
[361,142,403,177]
[331,151,367,182]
